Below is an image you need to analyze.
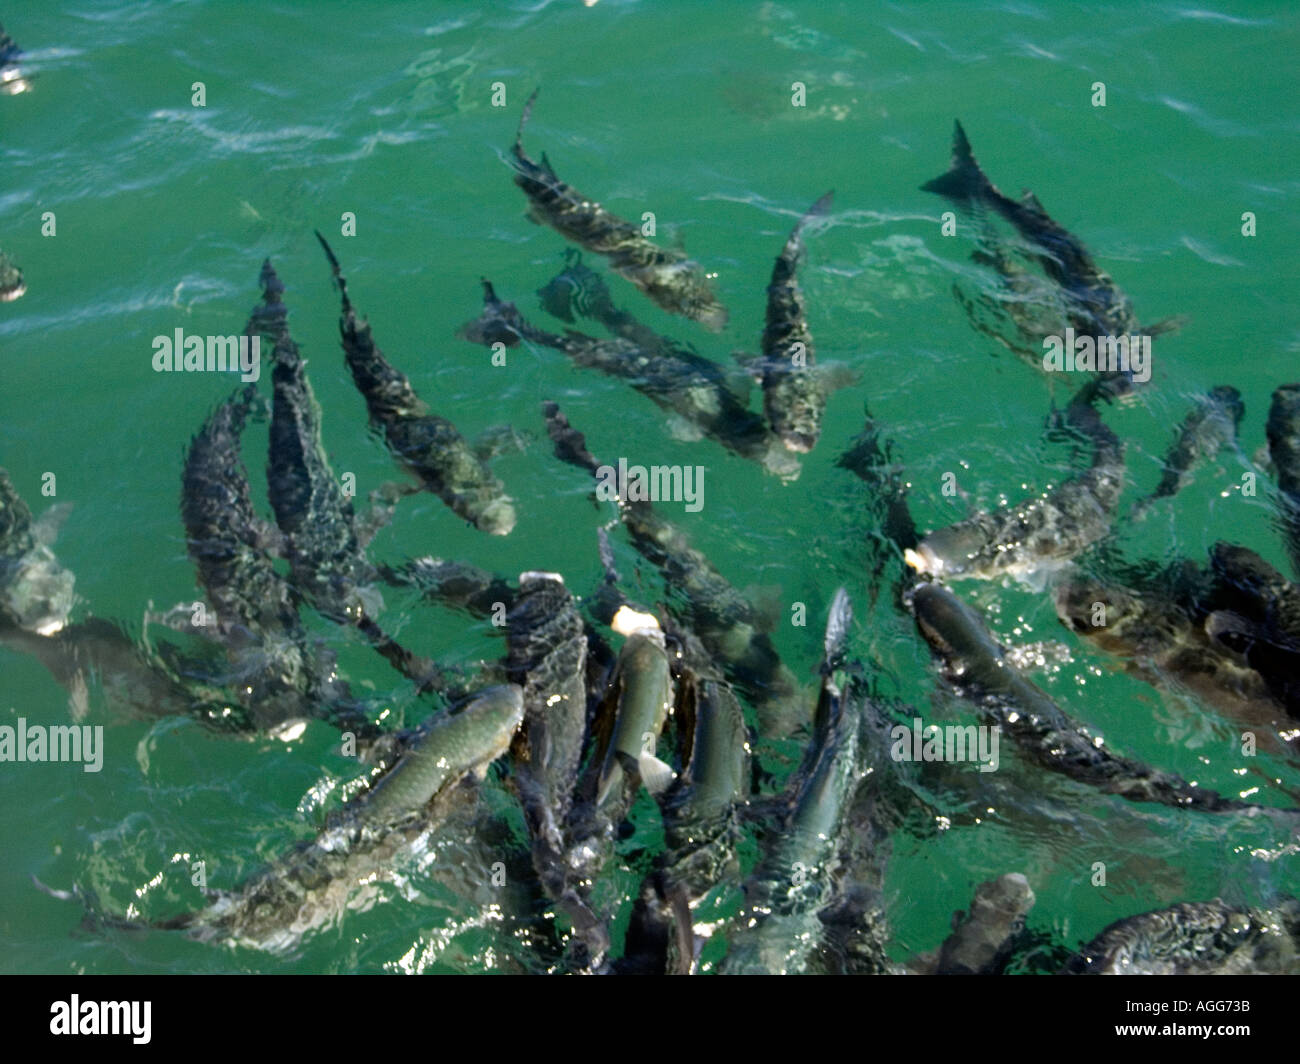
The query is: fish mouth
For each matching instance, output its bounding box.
[778,430,816,454]
[903,544,945,576]
[0,281,25,302]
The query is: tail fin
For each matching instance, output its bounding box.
[314,229,356,316]
[542,401,601,475]
[457,279,526,347]
[920,121,996,202]
[514,87,541,159]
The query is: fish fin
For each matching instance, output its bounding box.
[637,751,677,796]
[539,151,558,179]
[920,120,996,202]
[1144,314,1189,337]
[822,587,852,673]
[731,350,765,379]
[30,503,73,547]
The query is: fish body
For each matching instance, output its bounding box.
[754,191,840,453]
[256,261,375,625]
[158,685,523,953]
[465,283,795,477]
[723,590,862,974]
[317,234,515,535]
[1135,386,1243,513]
[912,581,1272,814]
[906,384,1123,582]
[933,873,1036,974]
[923,122,1144,397]
[511,90,727,331]
[1063,898,1300,974]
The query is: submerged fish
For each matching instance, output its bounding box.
[722,589,864,974]
[746,191,847,453]
[0,468,75,635]
[930,873,1036,975]
[510,89,728,331]
[0,22,30,97]
[1133,386,1243,516]
[905,381,1124,583]
[462,282,795,477]
[923,121,1155,396]
[1062,898,1300,974]
[139,685,523,954]
[1267,383,1300,578]
[317,234,515,536]
[911,581,1287,816]
[541,401,804,735]
[382,556,515,620]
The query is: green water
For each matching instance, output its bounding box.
[1,0,1297,973]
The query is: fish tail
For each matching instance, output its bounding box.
[314,229,355,316]
[514,87,541,159]
[920,120,996,202]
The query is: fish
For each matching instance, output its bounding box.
[382,557,515,620]
[721,588,865,974]
[1266,383,1300,578]
[462,282,797,478]
[923,121,1155,396]
[0,613,256,734]
[746,191,848,453]
[0,249,24,301]
[0,22,30,97]
[837,406,921,597]
[1054,549,1300,730]
[541,400,804,735]
[930,873,1036,975]
[911,580,1291,816]
[905,380,1124,583]
[510,89,728,331]
[135,685,524,954]
[316,233,516,536]
[1062,898,1300,974]
[505,572,589,904]
[0,468,75,635]
[1133,386,1243,516]
[593,606,677,811]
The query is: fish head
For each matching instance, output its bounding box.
[909,581,997,669]
[475,496,517,537]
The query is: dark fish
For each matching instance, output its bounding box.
[722,589,864,974]
[751,191,845,453]
[0,468,74,635]
[510,89,728,331]
[932,873,1036,975]
[1266,383,1300,578]
[462,282,796,477]
[137,686,524,954]
[382,557,514,620]
[0,613,255,734]
[923,122,1161,397]
[541,401,804,735]
[1062,898,1300,974]
[316,234,516,535]
[905,381,1124,583]
[912,581,1287,816]
[505,572,590,907]
[1133,386,1243,516]
[1055,552,1300,729]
